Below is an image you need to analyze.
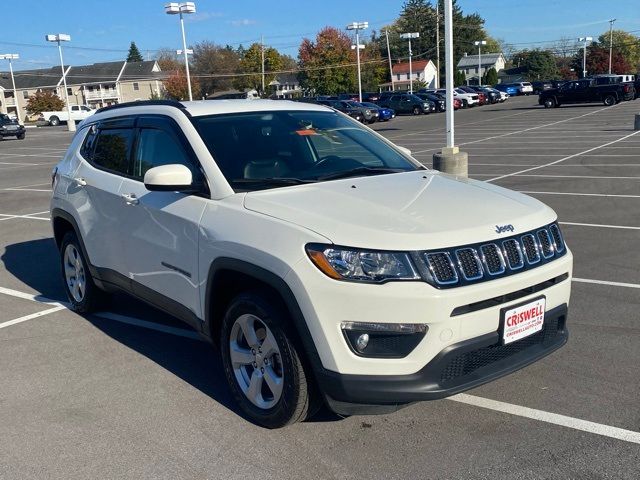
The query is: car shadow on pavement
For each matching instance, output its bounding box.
[2,238,342,425]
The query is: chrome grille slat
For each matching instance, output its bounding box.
[549,224,564,253]
[521,234,541,264]
[502,239,524,270]
[537,229,554,258]
[455,248,483,281]
[480,243,506,275]
[425,252,458,285]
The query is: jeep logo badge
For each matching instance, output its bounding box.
[495,224,515,234]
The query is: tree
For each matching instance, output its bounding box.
[155,48,182,71]
[360,42,387,91]
[483,67,498,85]
[512,49,559,81]
[127,41,143,62]
[298,27,356,95]
[596,29,640,72]
[571,44,631,77]
[454,70,466,86]
[162,70,201,100]
[26,90,64,115]
[233,43,283,93]
[191,41,241,95]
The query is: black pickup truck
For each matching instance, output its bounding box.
[539,79,635,108]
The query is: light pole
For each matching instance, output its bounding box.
[400,32,419,94]
[0,54,21,123]
[608,19,616,74]
[165,2,196,101]
[474,40,486,85]
[45,34,74,132]
[346,22,368,102]
[578,37,593,78]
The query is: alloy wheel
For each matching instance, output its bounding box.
[64,244,85,302]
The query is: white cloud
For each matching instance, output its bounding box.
[228,18,256,27]
[187,11,224,22]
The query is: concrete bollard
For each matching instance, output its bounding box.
[634,114,640,131]
[433,146,469,177]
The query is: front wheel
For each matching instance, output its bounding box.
[543,97,556,108]
[17,133,25,140]
[603,95,616,106]
[220,292,315,428]
[49,116,60,126]
[412,106,421,115]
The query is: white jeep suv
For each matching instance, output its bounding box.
[51,100,572,428]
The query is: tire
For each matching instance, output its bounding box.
[461,100,468,109]
[220,291,315,428]
[59,231,105,313]
[412,106,421,115]
[17,133,25,140]
[603,95,616,106]
[49,116,60,126]
[543,97,556,108]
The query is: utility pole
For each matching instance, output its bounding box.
[608,18,616,75]
[261,35,265,94]
[385,29,394,91]
[436,1,440,89]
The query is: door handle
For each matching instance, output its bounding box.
[74,177,87,187]
[121,193,139,205]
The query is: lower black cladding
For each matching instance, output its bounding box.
[317,304,568,415]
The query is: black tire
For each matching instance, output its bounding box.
[543,97,556,108]
[412,106,421,115]
[461,99,468,109]
[603,95,616,106]
[17,133,25,140]
[59,231,105,313]
[220,291,315,428]
[49,116,60,126]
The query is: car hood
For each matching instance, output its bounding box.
[243,171,556,250]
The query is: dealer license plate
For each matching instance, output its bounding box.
[501,297,546,345]
[6,125,17,130]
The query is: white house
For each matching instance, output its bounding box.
[269,73,302,98]
[457,52,506,84]
[379,59,438,91]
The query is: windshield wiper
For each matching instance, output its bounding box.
[232,177,316,186]
[317,167,408,181]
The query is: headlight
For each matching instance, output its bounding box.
[306,244,420,283]
[365,109,371,114]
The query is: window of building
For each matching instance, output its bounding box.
[67,87,72,96]
[133,82,139,91]
[23,91,29,99]
[396,74,401,80]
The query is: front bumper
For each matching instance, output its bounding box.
[0,126,25,137]
[318,303,568,415]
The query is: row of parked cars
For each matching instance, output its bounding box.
[298,85,509,124]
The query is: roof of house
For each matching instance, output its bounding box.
[120,61,161,81]
[457,53,504,69]
[271,73,299,85]
[0,67,64,90]
[392,60,432,74]
[66,61,126,85]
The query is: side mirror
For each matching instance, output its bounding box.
[144,164,193,192]
[397,146,412,157]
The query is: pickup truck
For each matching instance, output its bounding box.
[40,105,95,126]
[539,79,635,108]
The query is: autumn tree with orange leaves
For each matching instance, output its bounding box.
[162,69,201,100]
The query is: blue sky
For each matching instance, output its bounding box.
[2,0,639,70]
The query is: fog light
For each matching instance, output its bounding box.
[355,333,370,352]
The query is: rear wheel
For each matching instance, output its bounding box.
[220,291,316,428]
[49,116,60,126]
[603,95,616,106]
[17,133,25,140]
[543,97,556,108]
[412,106,421,115]
[60,231,105,313]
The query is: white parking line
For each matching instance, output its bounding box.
[0,305,67,330]
[520,191,640,199]
[472,174,640,180]
[560,221,640,231]
[448,394,640,445]
[0,212,51,221]
[0,286,64,305]
[573,278,640,289]
[487,130,640,182]
[3,188,52,193]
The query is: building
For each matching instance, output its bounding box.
[378,59,438,92]
[269,73,302,98]
[0,60,162,121]
[457,52,506,84]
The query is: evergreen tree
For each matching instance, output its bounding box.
[127,41,143,62]
[483,67,498,85]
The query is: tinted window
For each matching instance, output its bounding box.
[80,125,98,160]
[92,128,134,175]
[133,128,195,180]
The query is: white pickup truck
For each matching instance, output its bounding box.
[40,105,95,126]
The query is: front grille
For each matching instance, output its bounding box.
[440,315,561,384]
[422,223,567,288]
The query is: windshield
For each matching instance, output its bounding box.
[192,110,420,191]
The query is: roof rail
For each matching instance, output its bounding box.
[95,100,186,114]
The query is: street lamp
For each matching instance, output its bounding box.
[578,37,593,78]
[400,32,419,94]
[0,54,21,123]
[474,40,486,85]
[608,19,616,74]
[45,34,74,132]
[165,2,196,101]
[346,21,368,102]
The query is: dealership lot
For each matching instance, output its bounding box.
[0,96,639,479]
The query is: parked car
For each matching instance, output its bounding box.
[316,99,365,122]
[338,93,359,101]
[345,101,379,123]
[469,86,500,104]
[538,78,635,108]
[435,88,479,108]
[494,83,519,96]
[0,113,26,140]
[532,81,553,94]
[378,93,432,115]
[459,86,488,105]
[40,104,95,126]
[512,82,534,95]
[415,93,445,112]
[360,102,395,121]
[362,92,381,102]
[51,99,573,428]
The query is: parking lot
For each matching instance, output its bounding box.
[1,95,639,479]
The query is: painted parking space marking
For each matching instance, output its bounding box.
[519,191,640,199]
[0,306,66,330]
[559,221,640,231]
[0,211,51,221]
[448,394,640,445]
[472,174,640,179]
[573,278,640,290]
